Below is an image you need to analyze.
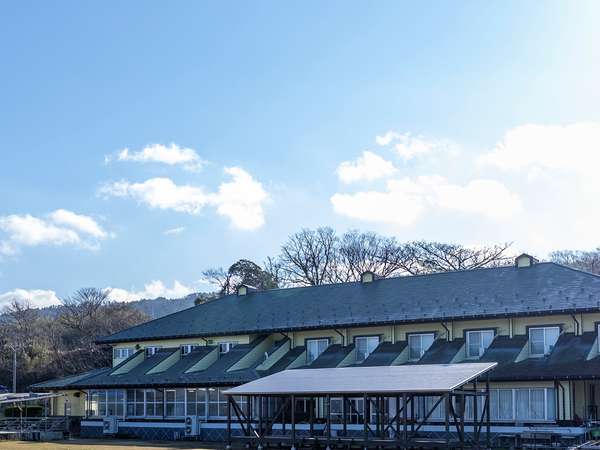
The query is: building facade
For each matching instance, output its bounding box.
[33,255,600,442]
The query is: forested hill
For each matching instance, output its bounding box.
[36,292,216,320]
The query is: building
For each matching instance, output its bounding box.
[33,254,600,443]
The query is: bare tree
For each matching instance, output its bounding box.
[279,227,339,286]
[336,231,409,281]
[549,248,600,275]
[60,287,110,332]
[202,267,233,296]
[401,241,513,274]
[275,228,513,285]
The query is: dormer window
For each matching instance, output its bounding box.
[408,333,434,361]
[466,330,495,358]
[145,346,160,357]
[306,338,329,363]
[360,271,376,283]
[237,284,257,296]
[355,336,380,362]
[219,342,238,355]
[113,347,133,360]
[181,344,198,356]
[529,326,559,356]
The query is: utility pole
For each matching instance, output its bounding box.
[8,345,16,393]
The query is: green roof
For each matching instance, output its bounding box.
[97,262,600,345]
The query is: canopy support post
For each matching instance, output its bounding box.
[486,373,491,450]
[291,394,296,450]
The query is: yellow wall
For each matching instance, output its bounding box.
[112,334,254,366]
[52,391,85,416]
[110,312,600,367]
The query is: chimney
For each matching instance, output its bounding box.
[515,253,539,268]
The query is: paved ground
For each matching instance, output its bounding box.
[0,440,219,450]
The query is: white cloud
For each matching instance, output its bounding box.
[0,210,110,256]
[164,226,185,236]
[212,167,269,230]
[337,123,600,255]
[106,280,194,302]
[479,122,600,178]
[0,288,61,309]
[336,151,397,184]
[331,175,521,227]
[48,209,109,239]
[107,143,206,172]
[100,167,269,230]
[376,131,459,161]
[375,131,401,146]
[100,178,210,214]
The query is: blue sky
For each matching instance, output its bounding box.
[1,1,600,307]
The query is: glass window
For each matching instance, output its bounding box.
[87,390,102,417]
[208,388,228,418]
[186,388,208,417]
[145,346,160,357]
[355,336,380,362]
[103,389,124,417]
[165,389,185,417]
[330,397,365,424]
[529,327,560,356]
[466,330,495,358]
[144,389,163,417]
[306,338,329,363]
[490,389,514,421]
[219,342,238,355]
[408,333,434,361]
[181,344,198,356]
[113,347,133,360]
[515,388,555,421]
[126,389,145,417]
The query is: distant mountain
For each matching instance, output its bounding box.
[126,292,217,319]
[34,292,218,320]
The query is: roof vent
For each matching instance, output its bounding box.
[237,284,258,296]
[361,271,377,283]
[515,253,539,268]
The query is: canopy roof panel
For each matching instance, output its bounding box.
[224,362,497,396]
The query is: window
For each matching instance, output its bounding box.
[208,388,229,418]
[416,396,445,420]
[113,347,133,360]
[466,330,495,358]
[181,344,198,356]
[145,346,160,357]
[219,341,238,355]
[89,389,125,417]
[529,327,560,356]
[186,388,207,417]
[330,397,365,424]
[516,388,555,421]
[144,389,163,417]
[306,338,330,363]
[355,336,380,362]
[126,389,145,417]
[408,333,434,361]
[165,388,185,417]
[490,389,514,421]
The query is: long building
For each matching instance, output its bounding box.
[33,254,600,443]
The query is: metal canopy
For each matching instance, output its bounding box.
[224,362,497,396]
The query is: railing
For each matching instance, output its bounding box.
[0,416,67,433]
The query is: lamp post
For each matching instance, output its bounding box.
[7,345,16,393]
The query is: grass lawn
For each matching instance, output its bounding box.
[0,440,218,450]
